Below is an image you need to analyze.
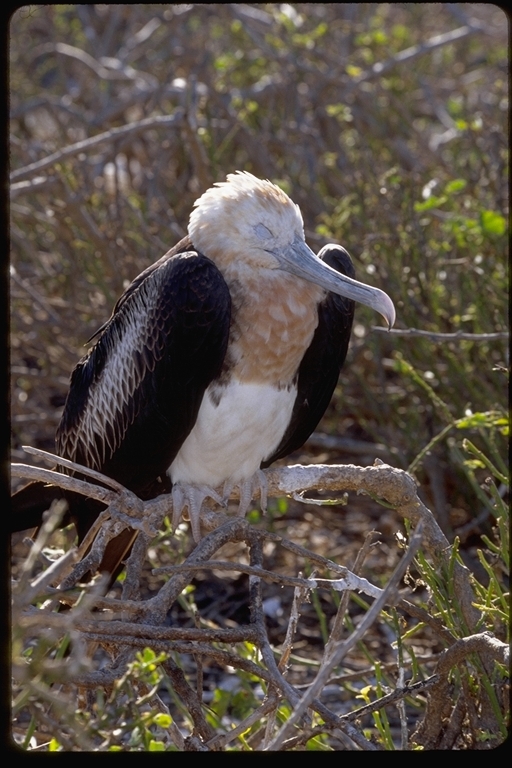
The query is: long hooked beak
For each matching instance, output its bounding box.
[278,237,395,328]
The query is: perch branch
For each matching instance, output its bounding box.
[12,453,481,632]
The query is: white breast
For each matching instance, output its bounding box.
[169,380,297,487]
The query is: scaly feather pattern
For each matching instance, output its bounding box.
[56,249,231,494]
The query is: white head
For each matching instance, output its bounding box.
[188,171,395,326]
[189,171,304,270]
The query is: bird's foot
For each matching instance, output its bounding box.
[223,470,268,519]
[171,483,225,542]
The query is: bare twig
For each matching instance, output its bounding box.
[372,326,509,342]
[208,690,281,751]
[182,75,212,190]
[10,111,185,183]
[327,531,380,654]
[162,659,216,746]
[31,42,155,83]
[241,533,375,749]
[435,631,509,672]
[265,521,424,749]
[153,559,384,599]
[354,25,484,84]
[17,445,128,489]
[343,674,439,722]
[10,266,62,322]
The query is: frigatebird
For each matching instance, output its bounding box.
[11,171,395,577]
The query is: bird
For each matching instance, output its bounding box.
[11,171,395,579]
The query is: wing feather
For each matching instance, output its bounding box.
[56,250,231,495]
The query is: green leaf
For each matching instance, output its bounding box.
[444,178,467,194]
[414,195,447,212]
[480,210,506,236]
[326,104,352,121]
[48,738,61,751]
[149,740,166,751]
[153,713,172,728]
[455,411,508,430]
[346,64,363,77]
[463,459,486,470]
[372,29,388,45]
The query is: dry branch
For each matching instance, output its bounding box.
[265,521,424,750]
[372,326,509,342]
[412,632,510,748]
[353,24,485,84]
[12,450,481,633]
[12,441,506,749]
[10,111,185,183]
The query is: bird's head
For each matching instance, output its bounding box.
[189,171,395,327]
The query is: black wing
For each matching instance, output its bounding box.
[57,249,231,496]
[262,244,355,467]
[86,236,193,342]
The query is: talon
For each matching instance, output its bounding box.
[171,483,224,541]
[170,471,267,540]
[257,470,268,515]
[234,470,268,518]
[237,478,253,518]
[222,479,234,505]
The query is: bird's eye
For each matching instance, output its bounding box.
[254,223,273,240]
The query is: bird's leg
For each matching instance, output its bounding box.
[171,483,225,542]
[223,470,268,518]
[172,471,268,542]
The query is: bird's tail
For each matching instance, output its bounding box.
[11,481,137,583]
[10,481,72,533]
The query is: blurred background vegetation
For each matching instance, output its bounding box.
[9,3,508,751]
